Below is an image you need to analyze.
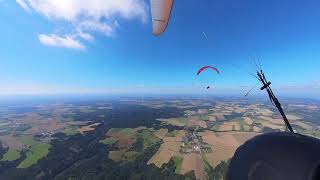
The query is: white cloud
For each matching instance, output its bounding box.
[16,0,147,50]
[28,0,146,21]
[38,34,85,50]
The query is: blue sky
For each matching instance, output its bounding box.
[0,0,320,97]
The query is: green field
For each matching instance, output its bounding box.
[100,137,118,145]
[166,130,179,137]
[64,128,80,136]
[172,155,183,174]
[1,149,21,161]
[122,151,139,162]
[202,154,216,178]
[107,128,122,134]
[243,124,251,131]
[108,128,136,137]
[18,136,39,146]
[109,150,139,162]
[211,125,220,131]
[120,128,136,137]
[199,114,209,121]
[237,118,252,132]
[140,129,160,149]
[300,129,320,138]
[17,143,51,168]
[108,151,124,162]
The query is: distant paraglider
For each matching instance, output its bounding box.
[197,66,220,75]
[196,66,220,90]
[150,0,174,36]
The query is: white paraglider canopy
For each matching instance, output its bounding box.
[150,0,174,36]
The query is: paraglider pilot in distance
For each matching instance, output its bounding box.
[196,66,220,90]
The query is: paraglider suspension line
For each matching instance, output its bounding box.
[257,70,294,133]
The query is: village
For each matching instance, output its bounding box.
[180,126,212,154]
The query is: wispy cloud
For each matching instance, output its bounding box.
[38,34,85,50]
[77,20,114,37]
[16,0,147,50]
[16,0,30,12]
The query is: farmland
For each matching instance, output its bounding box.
[1,149,21,161]
[0,97,319,180]
[17,143,51,168]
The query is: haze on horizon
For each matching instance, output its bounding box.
[0,0,319,98]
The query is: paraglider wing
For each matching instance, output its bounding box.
[150,0,174,36]
[196,66,220,75]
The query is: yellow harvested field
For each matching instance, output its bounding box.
[148,140,181,167]
[231,132,259,144]
[257,116,284,125]
[256,108,273,116]
[286,114,302,121]
[25,118,67,135]
[234,108,246,114]
[243,117,253,125]
[148,133,183,168]
[163,136,183,143]
[208,115,217,121]
[188,119,207,128]
[211,106,221,111]
[260,121,284,130]
[292,121,313,130]
[218,122,240,131]
[248,105,258,109]
[78,123,101,134]
[174,130,187,138]
[199,130,213,137]
[224,106,234,111]
[213,113,226,121]
[181,153,204,180]
[202,131,240,147]
[0,136,24,150]
[202,131,259,167]
[205,142,238,167]
[154,128,168,139]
